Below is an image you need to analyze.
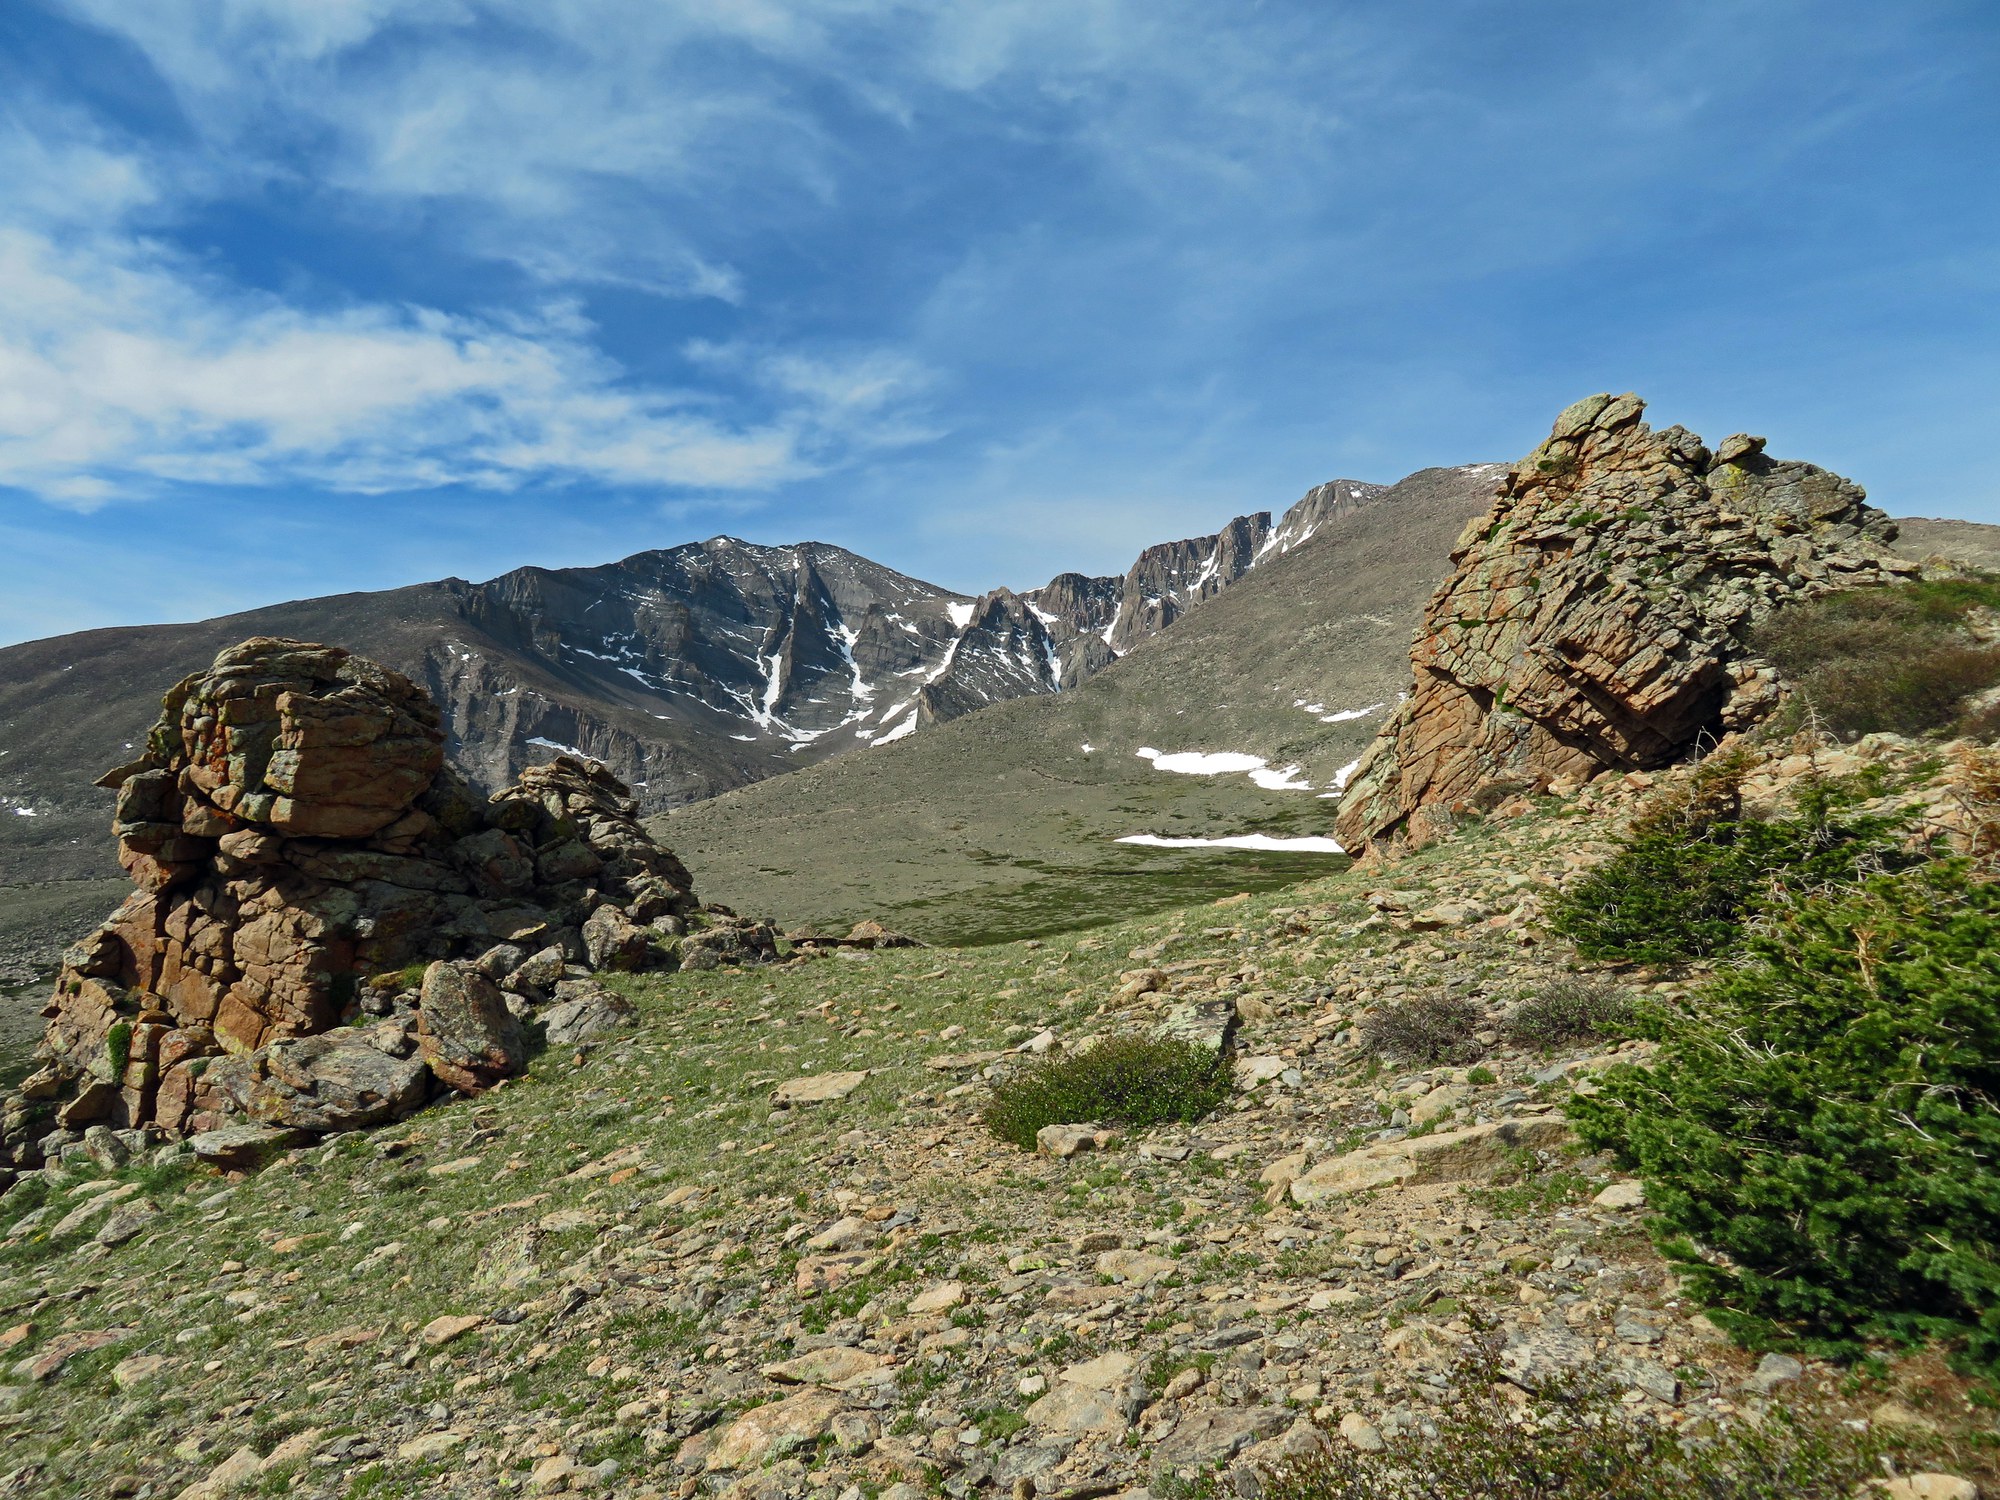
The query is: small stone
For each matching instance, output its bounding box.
[773,1070,870,1107]
[1060,1351,1136,1391]
[707,1390,842,1470]
[1746,1352,1803,1394]
[260,1429,323,1470]
[419,1314,486,1348]
[188,1126,305,1170]
[1036,1122,1108,1157]
[1095,1248,1177,1284]
[760,1346,885,1389]
[529,1453,580,1491]
[1593,1180,1646,1210]
[1018,1374,1047,1398]
[1025,1383,1131,1437]
[1338,1413,1384,1452]
[1878,1477,1979,1500]
[202,1446,264,1494]
[1162,1367,1204,1400]
[96,1200,161,1247]
[397,1432,466,1462]
[906,1280,966,1315]
[804,1216,876,1252]
[110,1354,170,1391]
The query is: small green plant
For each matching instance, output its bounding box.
[1360,994,1482,1064]
[1504,977,1637,1052]
[1464,1066,1497,1085]
[1261,1346,1901,1500]
[1548,761,1916,965]
[981,1034,1231,1151]
[1570,859,2000,1371]
[104,1019,133,1079]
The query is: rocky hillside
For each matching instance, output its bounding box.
[3,396,1999,1499]
[0,732,1992,1500]
[0,483,1386,903]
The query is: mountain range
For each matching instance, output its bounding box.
[0,474,1387,894]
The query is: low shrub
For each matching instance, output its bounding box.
[1748,576,2000,739]
[1570,859,2000,1371]
[1261,1350,1897,1500]
[981,1034,1230,1151]
[1505,976,1638,1052]
[1547,766,1915,966]
[1360,994,1482,1064]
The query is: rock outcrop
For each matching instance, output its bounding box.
[1335,394,1920,850]
[0,638,776,1168]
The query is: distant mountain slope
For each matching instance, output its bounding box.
[657,465,1505,941]
[1893,517,2000,573]
[0,480,1379,891]
[660,480,2000,942]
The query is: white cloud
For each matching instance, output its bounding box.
[0,214,921,505]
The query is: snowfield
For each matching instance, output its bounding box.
[1116,832,1344,853]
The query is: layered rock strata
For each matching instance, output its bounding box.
[1335,394,1919,850]
[1,638,774,1167]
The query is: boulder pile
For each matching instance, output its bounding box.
[1336,394,1921,851]
[1,638,775,1169]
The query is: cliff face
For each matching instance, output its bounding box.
[1335,394,1918,851]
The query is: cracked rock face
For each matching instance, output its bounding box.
[0,637,779,1166]
[1335,393,1919,850]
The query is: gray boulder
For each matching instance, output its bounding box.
[418,961,526,1094]
[582,905,650,972]
[541,979,640,1045]
[208,1027,430,1131]
[189,1124,306,1169]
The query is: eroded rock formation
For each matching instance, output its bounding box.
[1,638,775,1167]
[1335,394,1919,851]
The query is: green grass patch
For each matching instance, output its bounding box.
[1749,575,2000,740]
[982,1034,1232,1150]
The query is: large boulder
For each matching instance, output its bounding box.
[417,961,525,1094]
[203,1026,430,1131]
[1336,396,1919,851]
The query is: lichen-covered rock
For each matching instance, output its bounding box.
[202,1026,430,1131]
[1335,395,1919,851]
[540,979,639,1045]
[417,961,525,1094]
[1,637,774,1165]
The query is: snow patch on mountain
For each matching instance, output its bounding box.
[1116,832,1344,853]
[1135,747,1317,792]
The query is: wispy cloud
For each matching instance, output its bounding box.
[0,212,875,505]
[0,0,1990,640]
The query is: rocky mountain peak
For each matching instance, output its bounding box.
[1334,393,1920,851]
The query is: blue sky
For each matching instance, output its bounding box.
[1,1,1996,647]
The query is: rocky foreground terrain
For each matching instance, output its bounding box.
[0,730,1993,1500]
[3,392,1997,1499]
